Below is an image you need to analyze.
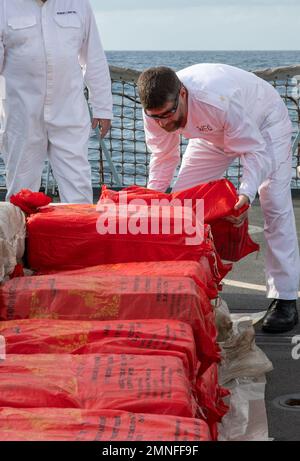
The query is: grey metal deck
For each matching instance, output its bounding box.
[221,193,300,441]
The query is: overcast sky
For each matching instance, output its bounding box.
[90,0,300,50]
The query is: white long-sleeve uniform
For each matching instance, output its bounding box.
[0,0,113,203]
[145,64,299,300]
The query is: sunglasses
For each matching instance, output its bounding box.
[145,89,181,120]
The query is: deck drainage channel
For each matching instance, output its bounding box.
[273,394,300,411]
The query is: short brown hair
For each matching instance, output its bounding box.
[137,67,181,110]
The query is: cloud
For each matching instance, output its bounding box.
[95,4,300,51]
[91,0,299,12]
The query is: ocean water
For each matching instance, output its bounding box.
[0,51,299,189]
[106,50,300,72]
[104,50,300,188]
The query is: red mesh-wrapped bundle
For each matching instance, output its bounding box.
[0,319,199,381]
[196,363,230,441]
[26,201,215,272]
[0,273,219,370]
[37,258,231,301]
[10,189,52,215]
[0,408,212,441]
[0,319,229,428]
[0,354,197,417]
[208,218,257,262]
[100,179,259,262]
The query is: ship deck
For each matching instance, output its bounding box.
[221,191,300,441]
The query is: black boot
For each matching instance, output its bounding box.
[262,299,298,333]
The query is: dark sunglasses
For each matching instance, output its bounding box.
[145,89,181,120]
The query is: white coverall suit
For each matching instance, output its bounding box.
[0,0,113,203]
[145,64,300,300]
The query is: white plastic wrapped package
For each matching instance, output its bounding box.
[216,301,273,441]
[213,298,232,342]
[218,376,270,441]
[0,203,26,282]
[219,317,273,385]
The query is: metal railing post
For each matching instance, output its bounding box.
[87,102,122,188]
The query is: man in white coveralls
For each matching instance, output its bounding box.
[0,0,113,203]
[137,64,299,333]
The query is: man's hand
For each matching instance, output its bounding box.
[92,118,111,138]
[234,194,250,210]
[224,194,250,228]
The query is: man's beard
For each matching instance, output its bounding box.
[160,117,183,133]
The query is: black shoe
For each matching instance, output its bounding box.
[262,299,298,333]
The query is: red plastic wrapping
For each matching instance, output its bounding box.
[0,273,219,371]
[100,179,259,262]
[0,408,212,441]
[10,189,52,215]
[0,318,199,381]
[9,264,24,279]
[38,258,231,301]
[26,200,216,272]
[0,354,197,417]
[196,363,230,440]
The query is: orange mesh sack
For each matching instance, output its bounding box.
[0,408,212,441]
[0,319,199,381]
[0,354,198,417]
[0,274,219,370]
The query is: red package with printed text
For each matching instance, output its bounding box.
[0,354,198,417]
[26,201,215,272]
[0,318,199,381]
[0,273,219,371]
[0,408,212,441]
[37,258,231,301]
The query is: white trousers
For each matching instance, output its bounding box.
[2,120,93,204]
[172,136,300,300]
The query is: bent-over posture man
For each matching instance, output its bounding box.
[137,63,299,333]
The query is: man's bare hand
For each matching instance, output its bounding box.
[224,194,250,228]
[92,118,111,138]
[234,194,250,211]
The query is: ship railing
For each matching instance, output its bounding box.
[0,64,299,195]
